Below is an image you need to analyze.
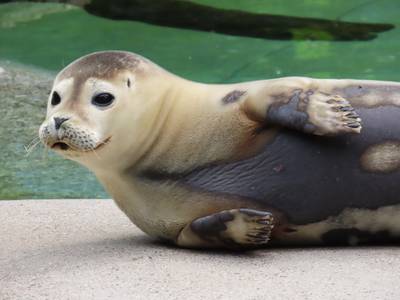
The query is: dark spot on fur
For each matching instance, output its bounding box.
[221,90,246,104]
[127,78,131,87]
[191,211,234,240]
[267,89,312,133]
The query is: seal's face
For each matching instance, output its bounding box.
[39,51,148,168]
[39,77,118,154]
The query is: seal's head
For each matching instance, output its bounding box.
[39,51,168,170]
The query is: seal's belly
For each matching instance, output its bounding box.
[181,106,400,225]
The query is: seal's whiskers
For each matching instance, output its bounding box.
[25,136,40,149]
[24,137,42,157]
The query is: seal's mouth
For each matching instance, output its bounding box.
[50,136,111,152]
[51,142,70,151]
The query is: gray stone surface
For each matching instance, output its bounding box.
[1,200,399,300]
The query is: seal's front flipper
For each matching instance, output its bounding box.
[297,92,362,136]
[266,91,362,135]
[176,208,274,249]
[242,77,362,136]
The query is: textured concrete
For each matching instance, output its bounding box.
[1,200,399,300]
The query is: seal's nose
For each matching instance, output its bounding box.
[54,117,69,130]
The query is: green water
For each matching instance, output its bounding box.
[0,1,399,199]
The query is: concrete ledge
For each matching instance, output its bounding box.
[1,200,399,300]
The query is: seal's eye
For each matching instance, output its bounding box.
[92,93,115,107]
[51,91,61,106]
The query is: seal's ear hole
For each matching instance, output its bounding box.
[51,91,61,106]
[127,78,131,88]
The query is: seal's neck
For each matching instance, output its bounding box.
[130,74,214,172]
[130,75,252,175]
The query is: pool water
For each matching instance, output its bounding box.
[0,1,399,199]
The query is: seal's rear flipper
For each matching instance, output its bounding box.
[176,208,274,249]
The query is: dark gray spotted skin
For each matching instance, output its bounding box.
[191,210,234,238]
[190,210,237,247]
[180,105,400,225]
[144,105,400,229]
[267,89,316,133]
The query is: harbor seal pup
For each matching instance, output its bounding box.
[39,51,400,249]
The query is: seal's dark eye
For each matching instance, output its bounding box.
[51,91,61,106]
[92,93,115,107]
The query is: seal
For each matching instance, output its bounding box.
[39,51,400,249]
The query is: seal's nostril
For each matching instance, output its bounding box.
[54,117,69,130]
